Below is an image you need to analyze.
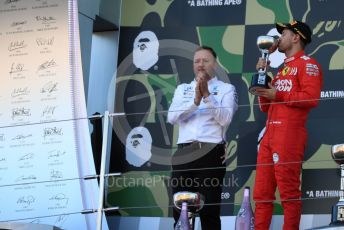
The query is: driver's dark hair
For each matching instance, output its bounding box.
[195,45,217,59]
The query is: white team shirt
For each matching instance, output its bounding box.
[167,77,238,144]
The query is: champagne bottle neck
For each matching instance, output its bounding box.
[181,202,188,211]
[242,187,251,203]
[244,188,250,197]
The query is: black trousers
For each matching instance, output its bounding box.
[171,142,226,230]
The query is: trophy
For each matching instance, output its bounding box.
[249,35,278,95]
[173,191,204,213]
[330,144,344,226]
[173,191,204,229]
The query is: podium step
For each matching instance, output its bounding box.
[0,222,62,230]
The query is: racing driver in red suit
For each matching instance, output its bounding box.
[253,20,323,230]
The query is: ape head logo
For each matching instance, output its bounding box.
[133,31,159,70]
[125,127,152,167]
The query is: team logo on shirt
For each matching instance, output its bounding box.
[290,67,297,75]
[274,79,292,92]
[183,85,194,97]
[211,85,219,95]
[281,66,290,76]
[301,55,311,60]
[306,63,320,77]
[281,67,297,76]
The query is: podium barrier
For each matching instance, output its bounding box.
[96,111,110,230]
[95,111,122,230]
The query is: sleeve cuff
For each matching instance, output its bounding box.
[190,101,199,110]
[203,94,216,108]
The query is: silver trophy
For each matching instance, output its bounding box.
[173,191,204,229]
[331,144,344,226]
[249,35,278,95]
[173,191,204,213]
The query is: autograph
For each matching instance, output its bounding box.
[4,0,20,5]
[16,174,37,182]
[12,107,31,119]
[11,87,30,98]
[35,16,56,22]
[11,20,27,27]
[8,40,27,52]
[17,195,36,208]
[50,169,63,180]
[48,150,66,159]
[36,37,54,46]
[40,81,58,93]
[41,105,57,117]
[37,59,57,71]
[12,134,32,141]
[49,193,69,206]
[43,127,63,138]
[9,63,25,75]
[18,152,34,161]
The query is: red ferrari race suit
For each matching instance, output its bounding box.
[253,50,323,230]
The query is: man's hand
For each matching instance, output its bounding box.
[256,57,270,71]
[254,82,276,100]
[199,78,210,98]
[197,71,210,98]
[194,81,202,106]
[194,71,211,105]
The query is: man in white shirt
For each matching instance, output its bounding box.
[168,46,238,230]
